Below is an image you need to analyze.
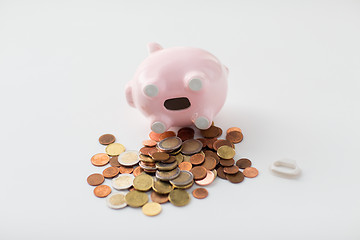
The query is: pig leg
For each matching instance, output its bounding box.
[193,111,213,130]
[150,116,172,134]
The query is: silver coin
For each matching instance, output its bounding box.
[169,170,194,186]
[155,167,180,181]
[106,193,127,209]
[155,161,178,171]
[118,150,139,166]
[181,139,203,155]
[157,136,182,152]
[111,174,134,190]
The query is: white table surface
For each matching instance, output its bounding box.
[0,0,359,239]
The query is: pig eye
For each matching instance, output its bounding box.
[143,84,158,97]
[188,78,202,91]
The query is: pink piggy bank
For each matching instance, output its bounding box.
[125,42,228,133]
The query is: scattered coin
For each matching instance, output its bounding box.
[150,191,169,204]
[192,188,208,199]
[223,165,239,174]
[152,180,174,194]
[125,190,149,207]
[177,127,195,141]
[155,167,180,181]
[219,158,235,167]
[190,166,207,180]
[87,173,104,186]
[94,185,111,198]
[102,166,119,178]
[190,153,205,165]
[151,152,170,161]
[157,136,182,152]
[217,145,235,159]
[226,128,243,144]
[142,139,157,147]
[142,202,162,216]
[119,166,134,174]
[133,173,153,191]
[178,162,192,171]
[226,127,242,134]
[236,158,252,169]
[169,189,190,207]
[159,131,176,141]
[213,139,234,151]
[170,170,194,186]
[99,134,116,145]
[109,156,121,167]
[200,125,221,138]
[181,139,202,155]
[195,170,215,186]
[118,150,139,166]
[111,174,134,190]
[156,161,178,171]
[216,166,227,179]
[243,167,259,178]
[200,156,217,170]
[91,153,110,166]
[226,171,245,183]
[149,131,161,142]
[105,143,126,156]
[106,193,127,209]
[133,166,144,177]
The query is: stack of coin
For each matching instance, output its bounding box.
[86,124,259,216]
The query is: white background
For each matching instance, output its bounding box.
[0,0,359,239]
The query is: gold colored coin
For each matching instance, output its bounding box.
[152,180,174,194]
[173,180,194,189]
[133,173,153,191]
[105,143,126,156]
[125,190,149,208]
[217,145,235,159]
[175,153,184,164]
[169,189,191,207]
[142,202,162,216]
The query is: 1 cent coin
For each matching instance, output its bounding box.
[91,153,110,166]
[190,153,205,165]
[243,167,259,178]
[192,188,208,199]
[201,156,217,170]
[226,171,245,183]
[93,185,111,198]
[178,162,192,171]
[109,156,121,167]
[223,165,239,174]
[99,134,116,145]
[102,167,119,178]
[87,173,104,186]
[190,166,207,180]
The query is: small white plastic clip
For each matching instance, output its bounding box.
[270,159,301,178]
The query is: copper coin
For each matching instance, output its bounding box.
[142,139,157,147]
[159,131,176,141]
[192,188,208,199]
[223,165,239,174]
[109,156,121,167]
[226,130,243,144]
[149,131,162,142]
[161,155,177,164]
[206,138,218,149]
[195,170,215,186]
[178,162,192,171]
[243,167,259,178]
[226,171,244,183]
[93,185,111,198]
[87,173,104,186]
[102,167,119,178]
[150,191,169,204]
[216,127,223,138]
[140,147,156,156]
[98,134,116,145]
[219,158,235,167]
[151,152,169,161]
[119,166,134,174]
[236,158,252,169]
[201,156,217,170]
[190,166,207,180]
[217,166,226,179]
[91,153,110,166]
[226,127,242,134]
[200,125,221,138]
[177,127,195,141]
[190,153,205,165]
[178,127,195,135]
[133,166,144,177]
[213,139,234,151]
[204,150,220,165]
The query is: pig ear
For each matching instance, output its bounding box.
[147,42,163,54]
[125,84,135,108]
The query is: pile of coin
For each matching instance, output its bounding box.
[86,123,258,216]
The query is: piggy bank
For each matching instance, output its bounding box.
[125,42,228,133]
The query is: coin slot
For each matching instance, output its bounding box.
[164,97,191,110]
